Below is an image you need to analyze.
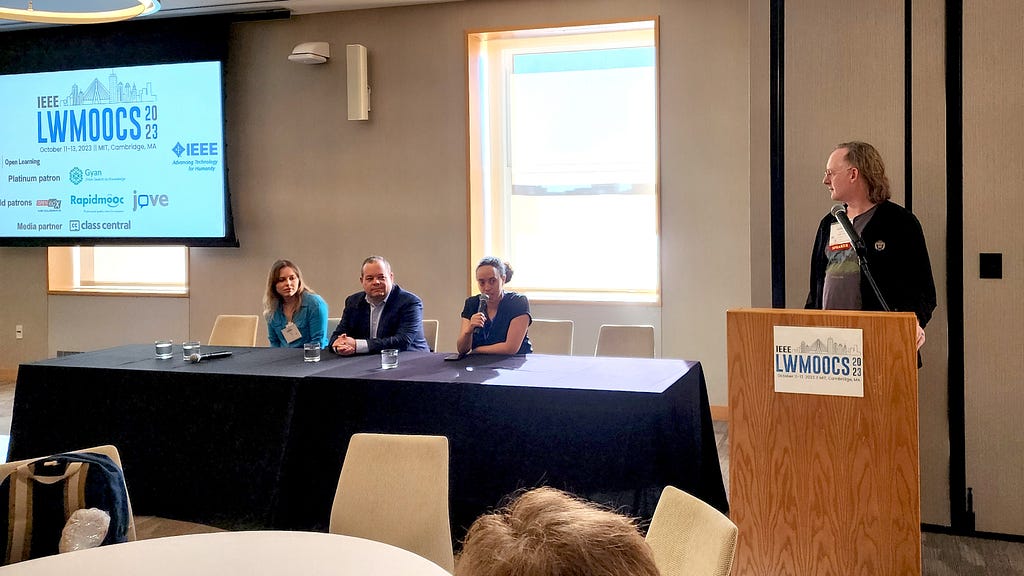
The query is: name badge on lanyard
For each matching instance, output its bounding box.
[281,322,302,343]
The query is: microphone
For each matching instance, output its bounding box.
[188,350,233,364]
[830,204,866,255]
[473,293,490,334]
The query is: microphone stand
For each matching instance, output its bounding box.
[850,239,890,312]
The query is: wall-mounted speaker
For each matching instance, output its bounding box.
[346,44,370,121]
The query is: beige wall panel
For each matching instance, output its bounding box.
[911,0,950,528]
[749,0,772,309]
[657,0,751,405]
[963,0,1024,536]
[0,248,47,371]
[47,295,189,355]
[783,0,904,310]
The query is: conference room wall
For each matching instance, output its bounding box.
[191,0,751,407]
[0,0,752,410]
[769,0,953,528]
[963,0,1024,536]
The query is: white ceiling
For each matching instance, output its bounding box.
[0,0,462,31]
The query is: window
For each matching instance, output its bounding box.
[468,21,659,302]
[48,245,189,295]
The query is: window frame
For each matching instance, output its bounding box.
[467,20,662,303]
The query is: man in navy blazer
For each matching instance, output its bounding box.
[329,255,430,355]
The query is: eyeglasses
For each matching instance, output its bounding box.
[824,166,853,179]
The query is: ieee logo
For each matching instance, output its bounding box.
[173,141,218,157]
[69,167,83,185]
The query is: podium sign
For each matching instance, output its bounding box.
[727,308,920,576]
[773,325,864,397]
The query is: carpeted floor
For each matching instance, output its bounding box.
[2,373,1023,571]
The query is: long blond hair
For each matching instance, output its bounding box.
[837,141,892,204]
[262,259,315,320]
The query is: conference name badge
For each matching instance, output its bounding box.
[827,222,853,252]
[773,326,864,397]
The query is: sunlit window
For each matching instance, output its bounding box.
[468,21,659,302]
[48,245,188,295]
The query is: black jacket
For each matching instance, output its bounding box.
[805,200,937,328]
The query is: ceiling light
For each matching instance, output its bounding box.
[0,0,161,25]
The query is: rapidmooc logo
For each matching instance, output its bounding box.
[69,167,83,185]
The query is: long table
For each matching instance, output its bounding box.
[10,345,727,539]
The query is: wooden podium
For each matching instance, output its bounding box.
[727,308,920,575]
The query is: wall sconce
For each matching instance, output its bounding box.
[347,44,370,121]
[288,42,330,65]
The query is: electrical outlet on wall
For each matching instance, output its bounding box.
[15,325,23,339]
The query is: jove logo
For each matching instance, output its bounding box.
[172,141,218,158]
[133,190,169,211]
[36,199,61,210]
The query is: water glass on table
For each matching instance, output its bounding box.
[154,340,173,359]
[183,341,201,361]
[380,348,399,369]
[304,342,321,363]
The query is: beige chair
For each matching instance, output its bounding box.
[422,319,439,352]
[645,485,738,576]
[528,319,574,355]
[0,444,136,564]
[594,324,655,358]
[208,314,259,347]
[328,317,342,331]
[330,433,454,572]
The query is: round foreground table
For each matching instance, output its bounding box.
[0,531,451,575]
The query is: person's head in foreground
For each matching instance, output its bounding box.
[455,487,660,576]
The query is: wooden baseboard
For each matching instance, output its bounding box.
[710,404,729,421]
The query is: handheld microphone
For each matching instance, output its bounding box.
[188,350,233,364]
[830,204,866,255]
[473,293,490,335]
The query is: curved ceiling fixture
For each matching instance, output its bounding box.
[0,0,161,25]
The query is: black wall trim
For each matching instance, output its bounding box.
[905,0,914,212]
[770,0,786,308]
[945,0,969,533]
[924,523,1023,542]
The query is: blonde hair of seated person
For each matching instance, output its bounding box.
[455,487,660,576]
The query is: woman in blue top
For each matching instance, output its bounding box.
[457,257,532,355]
[263,259,329,348]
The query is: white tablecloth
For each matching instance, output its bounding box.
[1,531,452,575]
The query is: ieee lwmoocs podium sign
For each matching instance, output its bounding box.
[773,326,864,397]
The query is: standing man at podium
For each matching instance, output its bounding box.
[806,141,936,351]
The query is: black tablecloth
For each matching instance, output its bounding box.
[11,346,727,538]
